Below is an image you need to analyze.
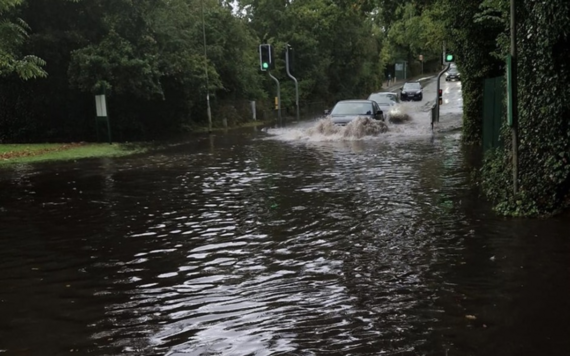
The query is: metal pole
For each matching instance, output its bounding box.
[285,45,299,121]
[268,71,281,120]
[510,0,519,194]
[201,0,212,133]
[434,63,451,126]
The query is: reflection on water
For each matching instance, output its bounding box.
[0,129,569,356]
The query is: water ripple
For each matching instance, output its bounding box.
[1,133,570,356]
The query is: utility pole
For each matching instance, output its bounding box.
[201,0,212,133]
[509,0,519,193]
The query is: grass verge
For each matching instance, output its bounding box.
[0,119,276,166]
[0,142,147,166]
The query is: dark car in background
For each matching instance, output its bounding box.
[445,68,461,81]
[327,100,384,126]
[400,82,423,101]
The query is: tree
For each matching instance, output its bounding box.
[0,0,46,79]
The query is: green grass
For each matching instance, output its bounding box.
[0,143,58,154]
[0,143,147,166]
[0,119,274,166]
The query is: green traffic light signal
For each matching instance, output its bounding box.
[446,54,454,62]
[259,44,273,71]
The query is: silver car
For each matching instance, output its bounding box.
[368,92,400,104]
[368,93,398,121]
[328,100,384,126]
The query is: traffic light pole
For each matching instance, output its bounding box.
[285,45,299,121]
[434,63,451,127]
[268,72,281,120]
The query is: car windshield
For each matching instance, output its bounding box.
[368,94,394,105]
[403,82,421,90]
[331,102,373,116]
[385,94,398,101]
[449,68,459,74]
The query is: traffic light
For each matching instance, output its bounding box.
[259,44,273,71]
[438,89,443,105]
[445,53,454,62]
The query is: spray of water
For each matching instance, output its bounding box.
[306,118,342,136]
[342,117,388,138]
[264,97,442,142]
[388,106,412,124]
[304,117,388,139]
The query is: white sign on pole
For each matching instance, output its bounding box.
[95,95,107,117]
[395,63,403,71]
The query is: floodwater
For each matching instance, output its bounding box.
[1,78,569,356]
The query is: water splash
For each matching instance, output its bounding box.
[265,117,389,142]
[388,106,412,124]
[265,113,432,142]
[305,118,342,136]
[342,117,388,138]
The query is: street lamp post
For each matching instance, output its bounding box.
[201,0,213,133]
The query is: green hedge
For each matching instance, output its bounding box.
[480,1,570,216]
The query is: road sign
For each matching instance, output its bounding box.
[95,95,107,117]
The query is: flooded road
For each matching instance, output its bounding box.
[1,78,570,356]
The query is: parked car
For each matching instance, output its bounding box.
[368,91,400,104]
[445,68,461,81]
[326,100,384,126]
[400,82,423,101]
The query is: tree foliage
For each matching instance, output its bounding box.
[0,0,46,79]
[0,0,453,141]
